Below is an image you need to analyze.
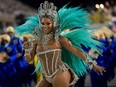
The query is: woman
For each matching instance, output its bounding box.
[15,1,106,87]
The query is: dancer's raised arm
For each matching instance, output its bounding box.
[23,41,37,62]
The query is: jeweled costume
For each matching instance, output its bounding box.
[15,1,103,86]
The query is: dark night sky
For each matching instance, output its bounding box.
[18,0,116,10]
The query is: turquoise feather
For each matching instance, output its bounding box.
[56,6,103,77]
[31,60,42,75]
[57,5,91,31]
[60,29,103,77]
[15,16,39,36]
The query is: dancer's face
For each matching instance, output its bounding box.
[41,17,53,35]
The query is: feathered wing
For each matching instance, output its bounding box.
[56,5,91,31]
[15,16,39,36]
[57,6,103,77]
[60,29,103,77]
[14,16,43,74]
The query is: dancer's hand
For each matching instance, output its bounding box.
[93,64,106,75]
[23,41,32,62]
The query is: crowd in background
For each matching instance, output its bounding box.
[0,26,43,87]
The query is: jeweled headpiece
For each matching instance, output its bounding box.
[38,1,57,22]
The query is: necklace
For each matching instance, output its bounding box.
[42,32,54,45]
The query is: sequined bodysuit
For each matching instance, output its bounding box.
[36,44,78,85]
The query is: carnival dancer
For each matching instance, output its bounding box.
[15,1,106,87]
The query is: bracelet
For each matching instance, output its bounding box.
[31,38,38,44]
[89,63,94,70]
[85,58,94,70]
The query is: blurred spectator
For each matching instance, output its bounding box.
[6,26,30,86]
